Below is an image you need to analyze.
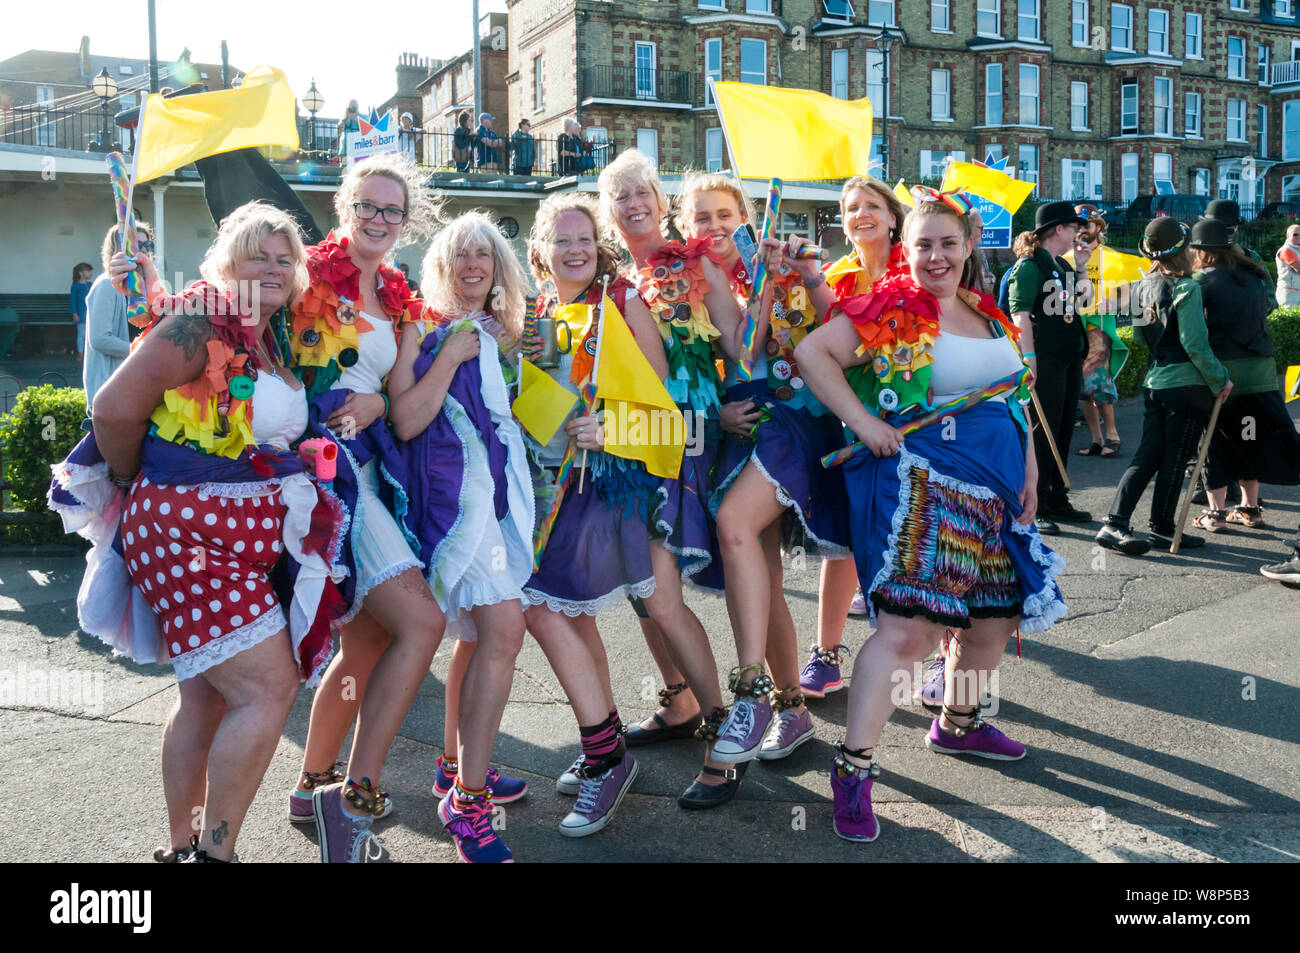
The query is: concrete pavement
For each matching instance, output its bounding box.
[3,393,1298,862]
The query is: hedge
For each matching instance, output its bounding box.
[0,385,86,511]
[1114,305,1300,399]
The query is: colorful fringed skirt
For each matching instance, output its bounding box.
[844,401,1066,634]
[711,380,851,559]
[524,455,658,616]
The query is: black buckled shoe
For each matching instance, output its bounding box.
[1045,499,1092,523]
[625,712,705,747]
[1095,521,1152,556]
[1034,515,1060,536]
[1149,526,1206,550]
[677,762,747,811]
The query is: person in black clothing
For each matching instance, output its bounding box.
[557,118,583,176]
[453,110,476,173]
[1006,200,1092,535]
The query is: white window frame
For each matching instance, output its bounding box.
[931,0,951,32]
[920,149,966,180]
[1185,13,1202,60]
[1147,9,1169,56]
[533,55,543,111]
[1285,100,1300,160]
[1153,77,1173,135]
[985,63,1003,125]
[1259,44,1271,84]
[704,38,722,105]
[1018,0,1040,42]
[1154,152,1173,193]
[1229,36,1246,81]
[635,42,657,100]
[831,49,849,99]
[1279,0,1294,17]
[1111,4,1133,53]
[821,1,857,24]
[1185,91,1202,138]
[1072,1,1090,48]
[740,38,767,85]
[1259,103,1269,157]
[1227,97,1247,142]
[931,69,952,121]
[1018,144,1039,193]
[1229,0,1246,9]
[637,127,659,167]
[867,0,896,26]
[706,127,724,171]
[1120,81,1138,133]
[1070,81,1088,130]
[866,49,885,117]
[1019,63,1039,125]
[1121,152,1139,203]
[745,0,772,13]
[1194,167,1211,196]
[977,0,1001,39]
[698,0,726,10]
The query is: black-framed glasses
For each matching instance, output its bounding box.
[352,201,407,225]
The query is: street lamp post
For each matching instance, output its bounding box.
[92,68,118,153]
[874,24,895,183]
[302,79,324,152]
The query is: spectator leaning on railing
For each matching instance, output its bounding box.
[398,112,421,165]
[453,110,475,173]
[557,118,583,176]
[475,112,501,171]
[337,100,360,158]
[510,119,535,176]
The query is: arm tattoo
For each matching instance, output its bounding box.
[157,314,213,362]
[211,820,230,845]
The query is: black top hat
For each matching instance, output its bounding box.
[1189,218,1234,249]
[1035,200,1089,234]
[1204,198,1243,227]
[1139,216,1190,259]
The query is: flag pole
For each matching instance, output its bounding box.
[578,274,610,494]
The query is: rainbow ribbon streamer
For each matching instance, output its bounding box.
[532,378,597,571]
[522,296,539,360]
[738,177,782,381]
[820,367,1031,469]
[105,152,150,325]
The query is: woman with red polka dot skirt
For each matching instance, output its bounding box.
[49,203,347,863]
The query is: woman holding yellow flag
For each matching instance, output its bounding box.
[597,154,755,809]
[385,211,536,862]
[519,192,666,837]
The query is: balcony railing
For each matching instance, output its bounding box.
[582,65,694,104]
[0,104,133,153]
[406,131,618,177]
[1272,59,1300,86]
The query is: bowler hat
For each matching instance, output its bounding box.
[1204,198,1243,227]
[1035,200,1089,234]
[1189,218,1233,249]
[1139,216,1190,259]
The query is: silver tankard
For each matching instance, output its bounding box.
[533,312,573,368]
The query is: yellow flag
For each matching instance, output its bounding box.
[1065,246,1149,284]
[594,295,684,478]
[1286,365,1300,403]
[941,161,1036,214]
[553,303,593,350]
[894,179,915,208]
[710,81,873,180]
[134,66,299,183]
[512,359,578,445]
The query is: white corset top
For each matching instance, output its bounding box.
[334,311,397,394]
[251,371,308,451]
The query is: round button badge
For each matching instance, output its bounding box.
[872,355,891,378]
[339,347,359,368]
[228,375,255,400]
[775,385,795,401]
[336,301,357,325]
[878,388,899,411]
[772,359,793,382]
[300,328,321,347]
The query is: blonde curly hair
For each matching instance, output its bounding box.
[200,200,308,307]
[597,148,672,243]
[420,211,527,344]
[527,192,622,290]
[335,153,444,253]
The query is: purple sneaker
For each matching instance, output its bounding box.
[711,695,773,764]
[558,754,639,837]
[757,707,815,760]
[799,645,848,698]
[848,589,869,616]
[312,783,384,863]
[432,759,529,805]
[438,793,513,863]
[290,780,392,824]
[912,656,946,708]
[925,716,1026,761]
[830,764,879,842]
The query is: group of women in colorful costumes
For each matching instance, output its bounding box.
[49,149,1066,863]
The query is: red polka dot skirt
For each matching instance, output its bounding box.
[121,476,291,680]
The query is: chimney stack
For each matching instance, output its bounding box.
[78,36,91,79]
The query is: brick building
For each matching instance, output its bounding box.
[418,12,510,169]
[504,0,1300,209]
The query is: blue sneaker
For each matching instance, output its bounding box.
[432,757,529,805]
[438,793,513,863]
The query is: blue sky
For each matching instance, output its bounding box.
[6,0,508,118]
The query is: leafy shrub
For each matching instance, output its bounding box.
[0,385,86,512]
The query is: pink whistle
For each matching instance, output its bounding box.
[299,438,338,482]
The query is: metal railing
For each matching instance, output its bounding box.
[582,65,694,104]
[0,104,132,152]
[1272,59,1300,86]
[405,131,618,177]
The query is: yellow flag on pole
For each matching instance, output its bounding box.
[709,81,873,180]
[594,295,684,478]
[894,179,915,208]
[512,359,578,445]
[941,161,1036,213]
[1286,365,1300,403]
[134,66,300,183]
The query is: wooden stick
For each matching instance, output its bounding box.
[1028,387,1070,491]
[1172,392,1227,555]
[578,275,611,494]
